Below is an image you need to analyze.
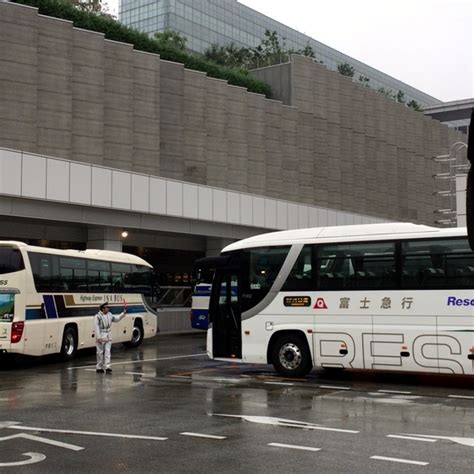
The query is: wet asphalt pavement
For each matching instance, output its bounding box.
[1,333,474,473]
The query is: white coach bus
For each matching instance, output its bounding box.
[0,242,158,360]
[200,223,474,377]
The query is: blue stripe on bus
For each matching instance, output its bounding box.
[25,305,146,320]
[43,295,57,319]
[26,309,46,320]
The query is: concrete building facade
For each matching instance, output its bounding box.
[0,3,464,224]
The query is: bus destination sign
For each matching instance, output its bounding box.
[284,296,311,307]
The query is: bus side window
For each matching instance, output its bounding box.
[282,245,313,291]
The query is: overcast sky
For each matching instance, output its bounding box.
[110,0,473,102]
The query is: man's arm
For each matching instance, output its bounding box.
[111,311,126,323]
[94,314,103,343]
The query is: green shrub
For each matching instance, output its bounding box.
[11,0,271,97]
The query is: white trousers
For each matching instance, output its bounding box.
[96,340,112,370]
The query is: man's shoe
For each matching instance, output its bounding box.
[96,369,103,373]
[105,368,112,374]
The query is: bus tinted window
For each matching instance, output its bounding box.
[317,242,396,290]
[240,246,290,312]
[128,265,153,295]
[0,248,24,275]
[87,260,111,291]
[29,253,63,292]
[282,245,313,291]
[402,238,474,289]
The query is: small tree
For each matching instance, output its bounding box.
[154,30,187,52]
[204,43,252,70]
[299,44,316,59]
[358,75,370,87]
[377,87,396,100]
[396,90,405,104]
[337,62,355,77]
[407,99,422,111]
[69,0,106,13]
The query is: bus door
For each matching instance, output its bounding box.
[211,271,241,359]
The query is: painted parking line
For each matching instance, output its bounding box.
[180,432,226,440]
[264,382,295,386]
[448,394,474,400]
[378,390,412,395]
[8,424,167,441]
[70,353,207,370]
[387,434,437,443]
[125,371,153,377]
[268,442,321,452]
[371,455,429,466]
[0,433,83,451]
[319,385,351,390]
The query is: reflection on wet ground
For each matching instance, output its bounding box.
[1,333,473,473]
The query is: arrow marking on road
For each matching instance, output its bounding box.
[402,433,474,447]
[0,452,46,467]
[7,424,167,441]
[0,433,83,451]
[210,414,359,434]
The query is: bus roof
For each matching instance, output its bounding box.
[0,241,152,267]
[222,223,467,252]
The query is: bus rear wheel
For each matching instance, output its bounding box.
[124,320,144,348]
[60,327,77,361]
[272,334,312,378]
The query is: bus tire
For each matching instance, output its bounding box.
[272,334,312,378]
[60,326,77,361]
[124,319,144,348]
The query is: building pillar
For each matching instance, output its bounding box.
[87,228,123,252]
[206,237,235,257]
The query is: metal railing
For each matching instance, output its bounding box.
[148,286,192,309]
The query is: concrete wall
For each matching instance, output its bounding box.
[0,2,466,226]
[253,56,467,223]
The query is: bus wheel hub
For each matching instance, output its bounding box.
[279,343,301,369]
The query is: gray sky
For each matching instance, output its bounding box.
[110,0,473,102]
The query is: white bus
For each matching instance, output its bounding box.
[200,223,474,377]
[0,241,158,360]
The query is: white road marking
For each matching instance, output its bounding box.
[378,389,412,395]
[126,371,153,377]
[448,394,474,400]
[387,434,437,443]
[8,424,167,441]
[180,432,226,440]
[371,455,428,466]
[402,433,474,447]
[0,452,46,467]
[268,442,321,452]
[211,377,243,383]
[210,414,359,434]
[319,385,351,390]
[0,433,83,451]
[0,421,21,429]
[69,353,207,370]
[264,382,294,386]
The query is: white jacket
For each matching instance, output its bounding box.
[94,310,126,342]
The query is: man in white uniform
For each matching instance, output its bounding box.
[95,302,126,374]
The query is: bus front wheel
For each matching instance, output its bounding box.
[60,327,77,361]
[272,334,312,378]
